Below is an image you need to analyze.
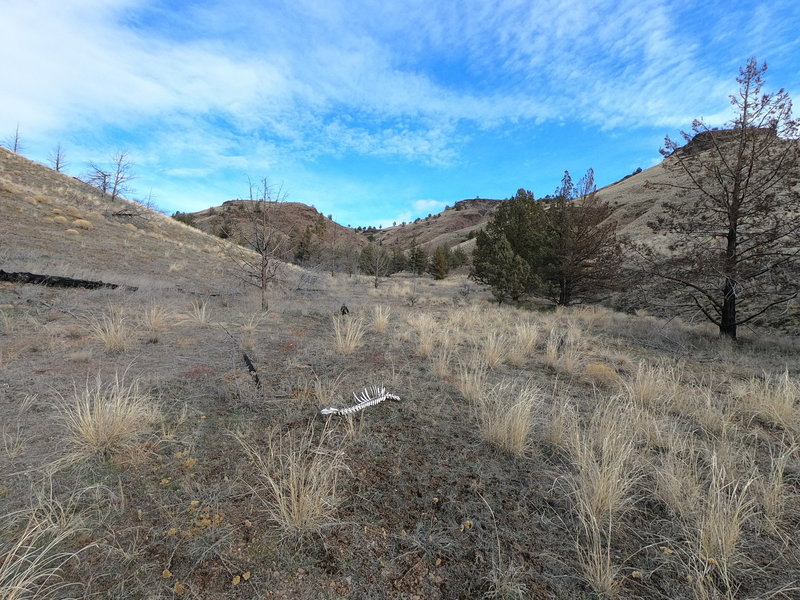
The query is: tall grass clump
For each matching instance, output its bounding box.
[689,454,755,588]
[758,443,797,531]
[482,332,506,369]
[87,312,131,354]
[238,428,345,537]
[140,301,171,332]
[0,517,85,600]
[372,305,390,334]
[477,379,540,456]
[410,313,437,358]
[332,315,365,354]
[456,357,488,404]
[733,370,798,431]
[623,362,682,413]
[186,300,212,325]
[59,375,159,462]
[568,403,639,527]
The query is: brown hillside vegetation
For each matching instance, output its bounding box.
[2,146,800,599]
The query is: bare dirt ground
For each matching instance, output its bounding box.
[2,270,799,600]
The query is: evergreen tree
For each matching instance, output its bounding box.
[470,189,548,301]
[408,240,429,276]
[431,245,451,280]
[391,247,408,273]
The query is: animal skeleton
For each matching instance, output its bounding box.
[320,386,400,416]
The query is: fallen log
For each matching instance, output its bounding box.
[0,270,138,291]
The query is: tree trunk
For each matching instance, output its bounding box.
[720,223,738,340]
[720,277,737,339]
[260,262,269,312]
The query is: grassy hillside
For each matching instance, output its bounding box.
[0,147,239,292]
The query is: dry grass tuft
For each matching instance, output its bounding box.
[332,315,365,354]
[482,332,507,369]
[456,357,487,404]
[87,312,132,353]
[186,300,212,325]
[372,305,391,333]
[757,443,797,531]
[569,402,639,526]
[691,454,755,582]
[141,301,172,332]
[477,379,539,456]
[0,517,85,600]
[2,423,27,459]
[623,362,682,413]
[59,375,159,462]
[72,219,92,229]
[238,428,345,537]
[583,362,621,389]
[733,370,799,431]
[432,338,452,378]
[409,313,437,358]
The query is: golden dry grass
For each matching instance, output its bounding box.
[332,315,366,354]
[87,312,132,354]
[58,375,159,462]
[371,305,391,333]
[237,428,345,537]
[477,379,539,456]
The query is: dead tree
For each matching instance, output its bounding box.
[223,178,287,311]
[645,58,800,339]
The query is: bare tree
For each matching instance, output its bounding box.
[85,162,111,195]
[645,58,800,339]
[223,178,287,311]
[48,143,67,172]
[358,243,392,288]
[85,151,135,201]
[3,124,23,153]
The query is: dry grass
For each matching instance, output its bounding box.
[654,436,703,520]
[185,300,212,325]
[757,443,797,531]
[569,403,639,526]
[2,423,27,459]
[140,301,171,332]
[544,325,583,374]
[691,454,755,585]
[372,305,391,333]
[456,356,487,404]
[58,375,159,462]
[733,370,799,431]
[410,313,437,358]
[623,362,682,413]
[332,315,366,354]
[87,312,131,354]
[482,332,506,369]
[313,371,346,409]
[238,428,345,537]
[0,517,85,600]
[583,362,621,389]
[432,339,452,378]
[477,379,539,456]
[575,527,621,599]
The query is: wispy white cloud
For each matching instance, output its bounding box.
[2,0,797,221]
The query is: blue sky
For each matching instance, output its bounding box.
[2,0,798,227]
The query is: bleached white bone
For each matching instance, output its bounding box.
[320,386,400,416]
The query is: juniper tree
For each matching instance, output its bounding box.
[646,58,800,339]
[470,189,549,301]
